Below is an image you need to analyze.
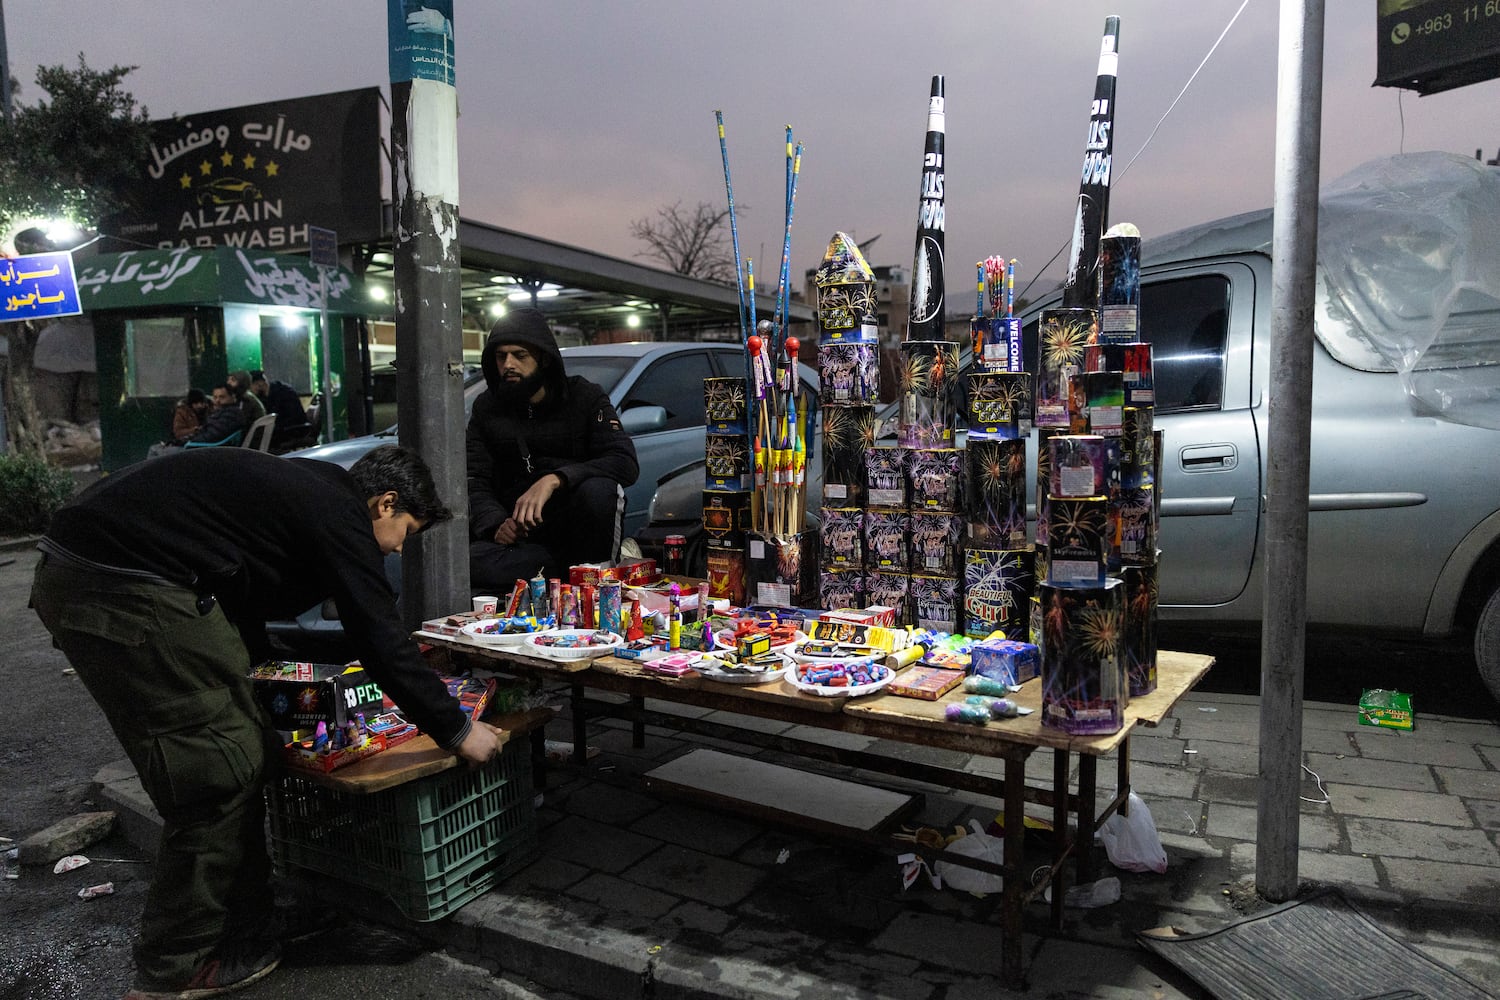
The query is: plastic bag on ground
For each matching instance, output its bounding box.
[935,819,1006,894]
[1100,791,1168,874]
[1044,875,1121,908]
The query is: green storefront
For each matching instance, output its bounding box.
[75,246,372,470]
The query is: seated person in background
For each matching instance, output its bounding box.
[183,383,249,445]
[467,308,639,590]
[228,370,268,425]
[249,369,312,448]
[170,388,210,443]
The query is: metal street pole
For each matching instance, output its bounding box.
[0,0,13,123]
[1257,0,1324,902]
[387,1,468,624]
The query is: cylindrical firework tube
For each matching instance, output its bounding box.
[1098,226,1141,342]
[1061,17,1120,309]
[579,583,596,629]
[1037,307,1095,428]
[1123,561,1159,696]
[599,581,623,636]
[529,573,548,616]
[966,370,1031,438]
[1049,434,1110,498]
[1040,578,1126,735]
[907,76,946,340]
[1047,496,1110,587]
[965,438,1028,548]
[504,578,529,618]
[898,339,960,448]
[962,547,1034,640]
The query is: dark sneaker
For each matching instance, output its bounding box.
[123,939,281,999]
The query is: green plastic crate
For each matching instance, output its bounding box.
[266,738,536,920]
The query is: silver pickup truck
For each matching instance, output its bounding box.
[644,152,1500,701]
[1040,152,1500,701]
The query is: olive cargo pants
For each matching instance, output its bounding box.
[31,555,276,987]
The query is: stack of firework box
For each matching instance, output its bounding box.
[703,374,754,606]
[813,233,884,613]
[1033,228,1161,736]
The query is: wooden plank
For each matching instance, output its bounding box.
[644,748,920,836]
[287,707,553,795]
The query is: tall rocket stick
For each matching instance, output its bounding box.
[906,76,946,341]
[1061,17,1119,310]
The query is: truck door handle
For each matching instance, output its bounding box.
[1181,444,1237,471]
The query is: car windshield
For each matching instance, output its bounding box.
[560,355,634,394]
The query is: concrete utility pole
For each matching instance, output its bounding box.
[0,0,13,123]
[387,1,468,624]
[1257,0,1324,902]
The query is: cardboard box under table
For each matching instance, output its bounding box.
[265,708,551,921]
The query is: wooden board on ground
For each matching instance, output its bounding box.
[644,747,922,838]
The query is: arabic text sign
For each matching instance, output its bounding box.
[0,252,82,321]
[388,0,455,86]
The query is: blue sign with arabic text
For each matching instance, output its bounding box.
[0,252,82,322]
[388,0,455,86]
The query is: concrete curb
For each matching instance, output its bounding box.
[0,535,41,554]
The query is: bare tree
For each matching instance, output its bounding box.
[629,200,741,284]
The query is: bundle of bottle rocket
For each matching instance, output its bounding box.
[811,231,1162,736]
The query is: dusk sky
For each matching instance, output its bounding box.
[8,1,1499,301]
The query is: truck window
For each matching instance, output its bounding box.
[1140,274,1229,412]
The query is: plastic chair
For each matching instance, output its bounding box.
[183,430,243,449]
[241,414,277,452]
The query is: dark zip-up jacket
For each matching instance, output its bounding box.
[41,448,469,749]
[467,326,639,541]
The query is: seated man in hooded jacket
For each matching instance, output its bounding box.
[467,308,640,590]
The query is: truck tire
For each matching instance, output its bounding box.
[1476,586,1500,705]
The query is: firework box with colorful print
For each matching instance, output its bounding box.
[970,638,1040,686]
[888,665,965,701]
[746,530,817,608]
[251,661,386,730]
[805,619,907,652]
[1358,689,1414,731]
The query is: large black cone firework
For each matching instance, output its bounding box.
[1061,17,1119,309]
[906,76,945,340]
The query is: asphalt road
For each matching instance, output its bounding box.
[2,541,1495,999]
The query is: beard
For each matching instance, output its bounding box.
[492,369,547,409]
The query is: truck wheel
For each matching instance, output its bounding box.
[1476,586,1500,705]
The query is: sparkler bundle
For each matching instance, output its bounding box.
[713,114,815,607]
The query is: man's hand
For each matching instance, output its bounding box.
[454,721,505,767]
[511,474,562,531]
[493,517,527,546]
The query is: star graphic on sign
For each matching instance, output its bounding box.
[265,161,279,177]
[179,173,192,189]
[220,150,234,167]
[199,160,213,175]
[241,153,257,170]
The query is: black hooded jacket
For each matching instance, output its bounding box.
[466,310,639,541]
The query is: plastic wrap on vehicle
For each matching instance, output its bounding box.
[1315,152,1500,429]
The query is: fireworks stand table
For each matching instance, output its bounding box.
[417,625,1212,984]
